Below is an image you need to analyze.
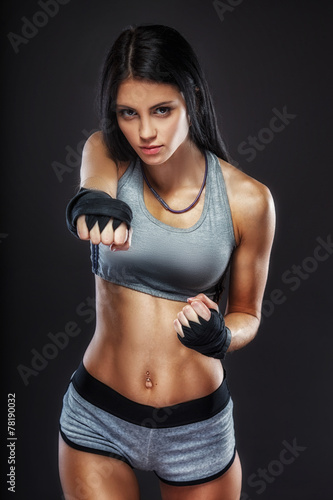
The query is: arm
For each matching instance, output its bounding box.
[80,131,118,196]
[223,181,276,351]
[75,131,130,249]
[174,178,276,353]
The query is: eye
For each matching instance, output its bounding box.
[155,107,171,116]
[118,108,137,118]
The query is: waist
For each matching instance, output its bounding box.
[71,361,230,428]
[83,335,224,407]
[84,278,224,405]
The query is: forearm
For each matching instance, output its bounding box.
[80,131,118,197]
[68,132,131,246]
[224,312,260,352]
[80,175,118,197]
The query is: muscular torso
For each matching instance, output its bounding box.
[83,159,241,407]
[83,279,224,407]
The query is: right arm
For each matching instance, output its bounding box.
[76,131,131,250]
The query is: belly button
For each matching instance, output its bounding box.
[145,371,153,389]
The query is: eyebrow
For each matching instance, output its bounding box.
[116,100,176,110]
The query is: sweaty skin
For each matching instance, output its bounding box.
[75,80,275,408]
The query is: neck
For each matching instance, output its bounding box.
[141,142,205,196]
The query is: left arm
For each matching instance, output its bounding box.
[222,182,276,351]
[174,179,276,353]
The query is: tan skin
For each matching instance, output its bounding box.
[59,79,276,500]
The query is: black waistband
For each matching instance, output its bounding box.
[71,362,230,428]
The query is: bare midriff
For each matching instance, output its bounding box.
[83,276,224,408]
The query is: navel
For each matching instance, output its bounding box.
[145,370,153,389]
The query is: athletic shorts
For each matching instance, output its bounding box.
[59,362,236,486]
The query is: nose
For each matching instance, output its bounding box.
[139,116,157,141]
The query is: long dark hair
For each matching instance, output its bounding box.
[97,24,231,164]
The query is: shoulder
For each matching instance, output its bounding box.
[217,157,275,245]
[82,131,131,180]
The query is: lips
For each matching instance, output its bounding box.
[140,145,163,155]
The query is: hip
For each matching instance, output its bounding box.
[59,362,236,485]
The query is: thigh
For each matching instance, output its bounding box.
[58,434,140,500]
[159,451,242,500]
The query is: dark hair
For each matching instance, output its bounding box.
[98,24,231,163]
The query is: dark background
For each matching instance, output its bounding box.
[1,1,332,499]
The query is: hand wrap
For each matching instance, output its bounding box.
[178,309,231,360]
[66,188,133,238]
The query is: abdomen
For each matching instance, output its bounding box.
[83,276,224,406]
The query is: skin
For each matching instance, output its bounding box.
[59,78,276,500]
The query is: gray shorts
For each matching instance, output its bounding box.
[59,362,236,486]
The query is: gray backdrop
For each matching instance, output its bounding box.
[2,0,332,499]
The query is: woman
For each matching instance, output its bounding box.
[59,24,275,500]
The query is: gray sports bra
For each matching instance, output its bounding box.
[91,150,236,302]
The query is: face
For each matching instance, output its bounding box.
[116,78,191,165]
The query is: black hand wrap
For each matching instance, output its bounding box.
[66,188,133,238]
[178,309,232,360]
